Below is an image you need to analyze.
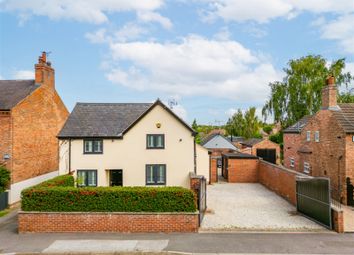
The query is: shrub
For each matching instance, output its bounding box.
[0,166,10,193]
[21,175,196,212]
[33,174,74,188]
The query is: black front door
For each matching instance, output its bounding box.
[110,170,123,186]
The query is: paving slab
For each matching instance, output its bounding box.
[42,240,169,253]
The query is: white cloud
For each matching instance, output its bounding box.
[213,26,231,41]
[201,0,354,23]
[13,70,34,79]
[1,0,165,24]
[318,14,354,54]
[106,35,280,104]
[85,28,108,44]
[344,62,354,75]
[137,11,172,29]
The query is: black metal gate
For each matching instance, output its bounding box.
[256,149,276,164]
[198,177,207,225]
[296,177,332,229]
[347,177,354,206]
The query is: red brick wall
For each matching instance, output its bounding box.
[299,110,347,203]
[258,160,307,205]
[11,86,68,183]
[283,133,302,171]
[332,208,344,233]
[0,111,12,170]
[18,212,199,233]
[345,135,354,192]
[209,149,234,183]
[227,159,258,183]
[250,139,281,164]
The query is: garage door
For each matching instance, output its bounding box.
[256,149,276,164]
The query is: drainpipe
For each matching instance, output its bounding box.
[194,136,197,174]
[338,155,342,202]
[69,139,72,174]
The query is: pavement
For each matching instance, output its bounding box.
[1,211,354,254]
[201,183,324,231]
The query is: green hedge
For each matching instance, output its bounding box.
[21,175,196,212]
[0,166,10,193]
[33,175,75,188]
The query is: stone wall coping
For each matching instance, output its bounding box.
[189,172,204,179]
[19,211,199,215]
[259,159,310,178]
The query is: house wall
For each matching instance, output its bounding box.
[196,144,210,183]
[60,104,202,188]
[298,110,347,203]
[250,139,281,164]
[11,85,68,185]
[345,135,354,189]
[0,111,12,170]
[283,133,302,171]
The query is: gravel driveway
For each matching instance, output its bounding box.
[200,183,325,231]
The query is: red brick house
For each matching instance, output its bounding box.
[0,52,69,203]
[239,138,280,164]
[283,76,354,205]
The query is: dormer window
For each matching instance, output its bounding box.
[147,134,165,149]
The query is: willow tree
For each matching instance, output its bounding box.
[262,55,353,128]
[226,107,261,139]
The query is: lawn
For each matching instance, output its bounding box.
[0,209,10,217]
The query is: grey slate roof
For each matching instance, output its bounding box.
[58,100,195,138]
[240,138,264,147]
[333,103,354,133]
[0,80,38,110]
[58,103,153,138]
[283,115,312,134]
[222,152,258,159]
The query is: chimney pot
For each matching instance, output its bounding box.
[326,76,335,86]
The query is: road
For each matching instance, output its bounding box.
[0,212,354,254]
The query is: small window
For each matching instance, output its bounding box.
[306,131,311,142]
[147,134,165,149]
[315,131,320,142]
[84,139,103,154]
[77,170,97,187]
[146,164,166,185]
[290,158,295,168]
[303,162,310,174]
[352,136,354,142]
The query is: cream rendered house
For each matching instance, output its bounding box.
[58,100,209,188]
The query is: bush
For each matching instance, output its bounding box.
[34,174,74,188]
[0,166,10,193]
[21,176,196,212]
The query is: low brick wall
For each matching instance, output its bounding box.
[227,159,259,183]
[332,208,344,233]
[258,160,308,205]
[18,211,199,233]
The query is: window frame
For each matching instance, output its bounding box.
[306,131,311,142]
[83,139,103,154]
[145,164,166,185]
[146,134,165,149]
[315,131,320,142]
[77,169,98,187]
[290,158,295,168]
[303,162,310,174]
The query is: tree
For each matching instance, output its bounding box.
[0,166,10,193]
[226,107,261,139]
[262,55,353,128]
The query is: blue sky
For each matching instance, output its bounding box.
[0,0,353,125]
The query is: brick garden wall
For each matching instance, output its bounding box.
[258,160,309,205]
[18,211,199,233]
[227,158,258,183]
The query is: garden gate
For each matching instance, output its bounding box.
[296,177,332,229]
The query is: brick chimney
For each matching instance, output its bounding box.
[35,51,54,89]
[322,75,338,110]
